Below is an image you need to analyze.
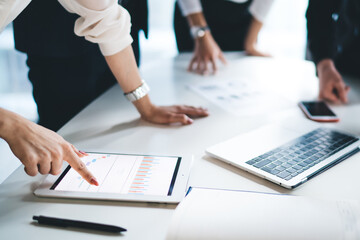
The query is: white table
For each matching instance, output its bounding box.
[1,53,360,240]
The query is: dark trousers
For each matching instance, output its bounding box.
[27,48,116,131]
[174,0,253,52]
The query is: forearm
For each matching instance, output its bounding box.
[186,12,207,27]
[104,45,142,92]
[244,17,263,49]
[0,108,19,140]
[104,45,154,116]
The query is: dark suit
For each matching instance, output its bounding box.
[306,0,360,77]
[174,0,253,52]
[13,0,148,131]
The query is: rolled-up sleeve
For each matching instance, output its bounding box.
[58,0,133,56]
[249,0,274,23]
[177,0,203,16]
[0,0,31,32]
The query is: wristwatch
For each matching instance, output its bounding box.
[124,80,150,102]
[190,26,210,39]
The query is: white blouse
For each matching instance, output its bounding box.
[177,0,275,23]
[0,0,132,56]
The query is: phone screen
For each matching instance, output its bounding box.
[301,101,336,116]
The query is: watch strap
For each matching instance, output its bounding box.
[190,26,210,39]
[124,80,150,102]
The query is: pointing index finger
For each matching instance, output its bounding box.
[65,149,99,186]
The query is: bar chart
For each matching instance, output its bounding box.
[127,155,179,196]
[54,153,179,196]
[128,157,159,194]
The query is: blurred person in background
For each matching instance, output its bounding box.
[307,0,360,104]
[174,0,274,75]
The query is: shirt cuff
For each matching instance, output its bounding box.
[59,0,133,56]
[177,0,203,16]
[99,35,133,56]
[0,0,31,32]
[249,0,274,23]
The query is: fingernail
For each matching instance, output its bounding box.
[90,178,99,186]
[187,118,194,124]
[79,150,88,156]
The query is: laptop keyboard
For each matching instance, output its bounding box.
[246,128,358,181]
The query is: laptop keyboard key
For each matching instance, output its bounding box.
[254,159,271,168]
[267,163,277,169]
[285,176,293,181]
[281,163,291,168]
[293,165,302,170]
[275,166,286,171]
[271,169,280,175]
[252,157,263,162]
[291,172,299,177]
[268,156,277,161]
[304,159,313,164]
[261,166,272,173]
[273,160,282,166]
[287,168,297,173]
[277,171,291,179]
[298,162,308,167]
[246,160,256,165]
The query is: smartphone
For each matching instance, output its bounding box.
[298,101,339,122]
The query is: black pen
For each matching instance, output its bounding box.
[33,215,126,233]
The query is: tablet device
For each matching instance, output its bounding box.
[34,152,192,203]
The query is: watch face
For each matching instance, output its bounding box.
[197,29,206,38]
[191,26,209,39]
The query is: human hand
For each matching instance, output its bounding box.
[0,109,98,185]
[132,96,209,125]
[317,59,350,104]
[141,105,209,125]
[188,33,227,75]
[245,43,271,57]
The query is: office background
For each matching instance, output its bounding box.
[0,0,308,184]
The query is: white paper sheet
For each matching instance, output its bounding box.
[188,80,293,116]
[166,188,360,240]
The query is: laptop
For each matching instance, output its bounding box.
[206,121,360,189]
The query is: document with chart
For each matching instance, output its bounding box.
[34,153,191,203]
[188,80,292,116]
